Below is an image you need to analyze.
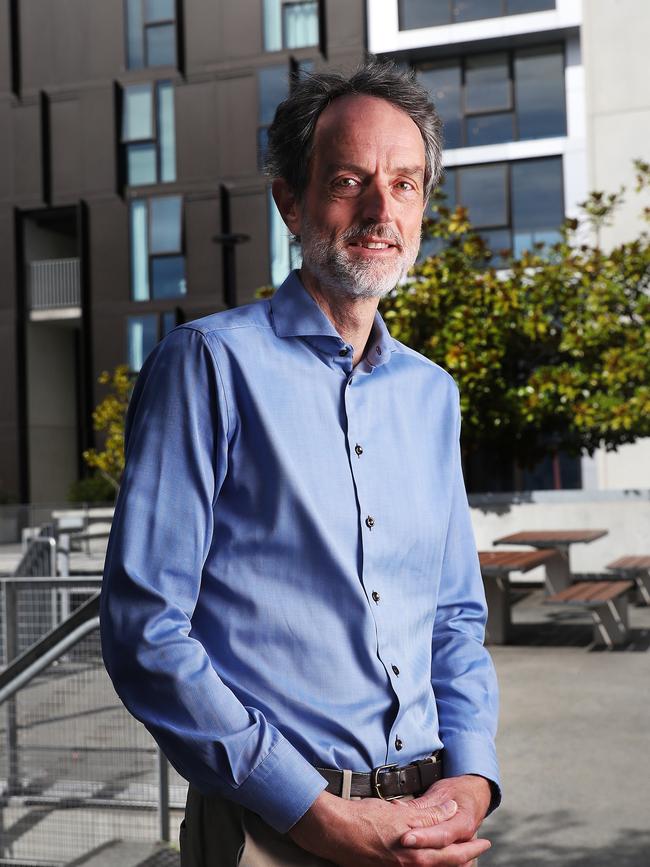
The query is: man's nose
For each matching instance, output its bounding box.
[359,181,394,224]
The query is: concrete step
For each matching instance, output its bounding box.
[66,841,179,867]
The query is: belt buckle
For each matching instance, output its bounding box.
[372,762,399,800]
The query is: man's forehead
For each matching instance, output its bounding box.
[313,94,425,155]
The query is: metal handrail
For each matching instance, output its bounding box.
[0,591,100,704]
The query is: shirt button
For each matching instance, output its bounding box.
[355,444,363,457]
[371,591,380,603]
[365,516,375,530]
[347,377,353,386]
[339,347,349,357]
[395,737,403,751]
[376,346,382,355]
[392,664,400,676]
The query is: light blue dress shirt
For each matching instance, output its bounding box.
[101,271,500,834]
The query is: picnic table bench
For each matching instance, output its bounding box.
[493,529,608,592]
[545,580,635,647]
[606,556,650,605]
[478,549,563,645]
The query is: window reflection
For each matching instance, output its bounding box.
[130,196,186,301]
[264,0,319,52]
[515,46,566,139]
[125,0,177,69]
[121,81,176,187]
[399,0,554,29]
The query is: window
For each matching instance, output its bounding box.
[421,157,564,261]
[122,81,176,186]
[125,0,177,69]
[399,0,555,30]
[264,0,319,52]
[268,189,302,287]
[417,45,565,149]
[130,195,186,300]
[127,310,179,371]
[257,61,313,170]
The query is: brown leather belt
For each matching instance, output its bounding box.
[317,751,443,800]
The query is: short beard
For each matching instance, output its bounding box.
[300,217,421,300]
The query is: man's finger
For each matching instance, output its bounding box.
[401,812,474,848]
[402,837,492,863]
[399,798,458,828]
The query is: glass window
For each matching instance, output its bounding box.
[158,81,176,182]
[515,46,566,140]
[418,62,462,149]
[161,310,178,335]
[130,200,149,301]
[152,255,186,298]
[125,0,177,69]
[454,0,502,22]
[399,0,554,29]
[264,0,319,51]
[146,23,176,66]
[144,0,174,21]
[458,164,508,227]
[130,196,186,300]
[507,0,554,13]
[150,195,182,253]
[399,0,451,29]
[416,44,565,149]
[511,157,563,256]
[123,84,153,141]
[128,315,158,371]
[464,53,511,113]
[122,81,176,186]
[466,112,514,146]
[258,65,290,169]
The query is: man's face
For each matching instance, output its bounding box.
[288,94,427,300]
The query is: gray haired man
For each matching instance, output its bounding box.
[101,60,500,866]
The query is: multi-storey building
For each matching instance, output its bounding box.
[0,0,365,503]
[368,0,650,491]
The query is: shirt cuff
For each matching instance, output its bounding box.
[233,736,329,833]
[441,731,502,815]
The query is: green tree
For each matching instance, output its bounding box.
[82,365,132,491]
[380,160,650,478]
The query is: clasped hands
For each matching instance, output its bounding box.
[288,774,492,866]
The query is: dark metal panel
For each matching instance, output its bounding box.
[0,1,14,94]
[182,0,220,69]
[12,102,42,205]
[81,86,117,197]
[326,0,365,57]
[50,98,82,203]
[230,189,268,307]
[184,194,222,308]
[217,74,257,180]
[175,79,220,184]
[220,0,264,61]
[0,100,12,204]
[87,198,130,306]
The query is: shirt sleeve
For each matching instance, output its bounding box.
[431,385,501,813]
[100,327,327,833]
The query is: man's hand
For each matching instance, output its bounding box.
[287,786,491,865]
[397,775,492,856]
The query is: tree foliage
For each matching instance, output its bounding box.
[380,160,650,468]
[82,365,131,490]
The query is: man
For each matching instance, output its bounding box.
[101,61,500,866]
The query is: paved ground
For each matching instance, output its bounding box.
[481,589,650,866]
[2,552,649,866]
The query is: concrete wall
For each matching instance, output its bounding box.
[469,490,650,580]
[581,0,650,490]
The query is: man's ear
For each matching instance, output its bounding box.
[272,178,302,237]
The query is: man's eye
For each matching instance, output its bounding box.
[335,177,359,188]
[395,180,415,191]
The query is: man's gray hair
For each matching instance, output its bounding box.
[264,59,443,202]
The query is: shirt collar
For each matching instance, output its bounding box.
[270,270,395,369]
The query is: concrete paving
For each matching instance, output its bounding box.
[481,590,650,866]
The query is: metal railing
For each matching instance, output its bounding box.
[0,576,186,865]
[27,258,81,310]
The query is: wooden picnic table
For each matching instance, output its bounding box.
[493,529,609,592]
[478,549,563,645]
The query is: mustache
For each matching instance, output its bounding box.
[338,223,404,248]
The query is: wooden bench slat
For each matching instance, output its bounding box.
[607,556,650,571]
[546,580,634,606]
[478,549,558,575]
[495,529,608,546]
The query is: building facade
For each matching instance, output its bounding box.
[368,0,650,491]
[0,0,366,503]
